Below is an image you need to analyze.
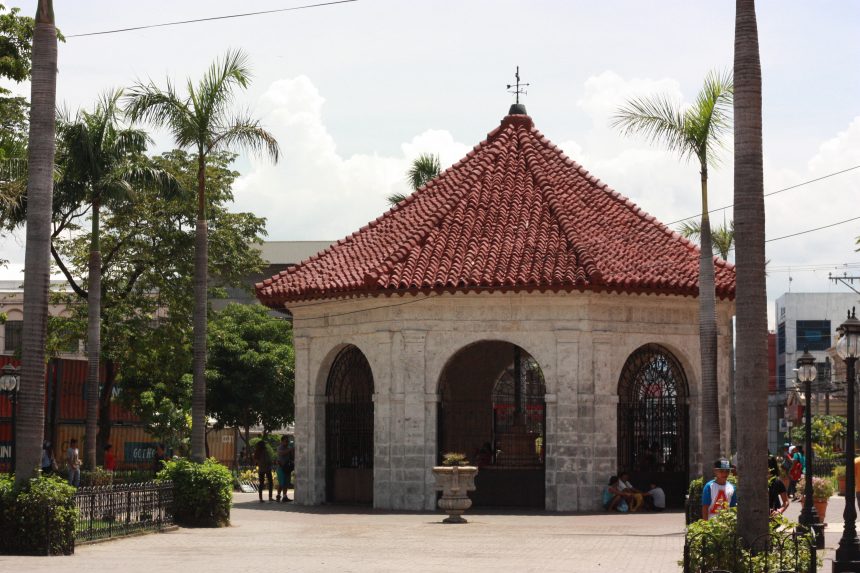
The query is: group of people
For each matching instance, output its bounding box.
[253,436,294,503]
[602,471,666,513]
[40,438,121,487]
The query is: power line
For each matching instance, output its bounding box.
[765,215,860,244]
[666,164,860,227]
[66,0,359,38]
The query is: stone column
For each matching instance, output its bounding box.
[391,330,427,510]
[553,331,580,511]
[292,336,322,504]
[589,333,614,512]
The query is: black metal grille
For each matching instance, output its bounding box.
[617,344,689,474]
[74,481,174,543]
[325,346,374,470]
[492,352,545,467]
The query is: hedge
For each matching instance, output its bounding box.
[157,458,232,527]
[0,473,77,555]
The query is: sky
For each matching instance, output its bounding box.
[1,0,860,328]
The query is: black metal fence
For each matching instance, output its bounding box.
[810,454,846,479]
[74,481,174,543]
[683,529,817,573]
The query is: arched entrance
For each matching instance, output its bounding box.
[325,345,374,504]
[617,344,689,506]
[438,341,546,508]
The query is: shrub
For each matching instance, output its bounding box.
[797,476,835,501]
[158,458,232,527]
[441,452,469,466]
[80,467,114,487]
[0,474,77,556]
[683,508,819,573]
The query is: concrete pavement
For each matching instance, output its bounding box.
[1,492,847,572]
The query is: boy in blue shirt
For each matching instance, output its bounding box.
[702,458,737,520]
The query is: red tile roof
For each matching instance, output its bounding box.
[256,112,735,307]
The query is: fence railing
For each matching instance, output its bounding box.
[810,454,847,478]
[683,529,817,573]
[74,481,174,543]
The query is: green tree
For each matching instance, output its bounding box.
[17,0,57,486]
[126,50,279,462]
[387,153,441,205]
[613,70,733,469]
[206,303,295,448]
[50,149,267,461]
[678,219,735,261]
[53,89,178,469]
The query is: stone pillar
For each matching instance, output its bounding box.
[373,333,393,509]
[553,331,580,511]
[292,336,323,504]
[589,333,614,512]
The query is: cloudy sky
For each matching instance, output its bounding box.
[2,0,860,326]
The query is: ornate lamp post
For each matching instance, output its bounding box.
[797,349,824,548]
[0,363,20,474]
[834,308,860,572]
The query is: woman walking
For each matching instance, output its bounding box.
[254,439,274,503]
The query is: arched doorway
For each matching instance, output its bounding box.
[617,344,689,506]
[438,341,546,508]
[325,345,374,504]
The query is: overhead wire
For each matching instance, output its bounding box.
[66,0,359,38]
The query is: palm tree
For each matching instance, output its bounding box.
[733,0,768,543]
[55,89,178,469]
[16,0,56,486]
[678,219,735,261]
[387,153,440,205]
[126,50,279,462]
[613,70,733,471]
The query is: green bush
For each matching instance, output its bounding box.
[683,508,819,573]
[0,474,77,556]
[158,458,232,527]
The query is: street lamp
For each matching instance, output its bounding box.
[0,363,20,474]
[797,349,824,548]
[834,308,860,572]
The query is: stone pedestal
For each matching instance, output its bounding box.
[432,465,478,523]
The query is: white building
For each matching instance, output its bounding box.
[257,107,736,511]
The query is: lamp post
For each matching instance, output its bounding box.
[797,349,824,548]
[0,363,20,474]
[834,308,860,572]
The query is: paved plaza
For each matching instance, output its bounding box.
[1,492,847,572]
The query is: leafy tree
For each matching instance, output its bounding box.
[17,0,57,487]
[206,303,294,449]
[50,149,266,461]
[613,70,733,469]
[0,3,35,84]
[53,89,178,469]
[734,0,768,542]
[387,153,441,205]
[126,49,279,462]
[789,415,847,457]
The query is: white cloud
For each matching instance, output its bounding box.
[576,70,684,126]
[233,76,471,241]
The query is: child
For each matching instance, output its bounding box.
[647,483,666,511]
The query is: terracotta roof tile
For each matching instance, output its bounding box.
[256,112,736,307]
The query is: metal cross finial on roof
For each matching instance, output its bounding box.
[507,66,529,104]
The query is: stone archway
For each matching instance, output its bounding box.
[325,345,374,504]
[616,343,690,506]
[438,340,546,508]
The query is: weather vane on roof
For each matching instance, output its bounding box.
[507,66,529,104]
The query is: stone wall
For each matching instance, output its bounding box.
[290,290,734,511]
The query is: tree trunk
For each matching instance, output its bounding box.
[191,154,208,462]
[95,359,115,466]
[734,0,769,543]
[84,199,101,469]
[16,1,57,487]
[699,167,721,469]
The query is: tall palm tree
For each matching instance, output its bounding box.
[613,70,733,471]
[126,50,279,462]
[734,0,768,543]
[16,0,56,486]
[678,219,735,261]
[56,89,178,469]
[387,153,440,205]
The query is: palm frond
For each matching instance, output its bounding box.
[686,69,734,166]
[407,153,441,190]
[677,218,735,260]
[677,220,701,241]
[125,80,197,149]
[198,49,252,129]
[612,93,696,161]
[210,113,279,162]
[387,192,408,206]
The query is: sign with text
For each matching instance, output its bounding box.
[0,441,10,461]
[124,442,157,464]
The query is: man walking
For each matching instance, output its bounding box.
[66,438,81,487]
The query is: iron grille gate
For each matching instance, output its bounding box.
[325,346,374,503]
[617,344,689,504]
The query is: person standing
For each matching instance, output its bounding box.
[275,435,293,503]
[702,458,737,520]
[254,439,274,503]
[66,439,81,487]
[104,444,117,472]
[768,456,789,516]
[41,441,56,475]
